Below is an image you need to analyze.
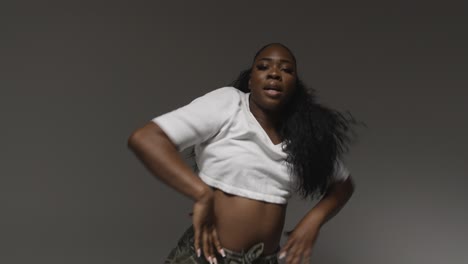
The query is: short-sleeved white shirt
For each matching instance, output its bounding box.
[152,87,350,204]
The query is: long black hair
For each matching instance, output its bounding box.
[190,43,362,200]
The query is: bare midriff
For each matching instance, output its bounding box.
[212,188,287,255]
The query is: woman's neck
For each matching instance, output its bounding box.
[248,95,282,130]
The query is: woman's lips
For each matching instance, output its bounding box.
[263,81,283,98]
[264,88,282,97]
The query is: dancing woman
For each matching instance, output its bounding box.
[128,43,358,264]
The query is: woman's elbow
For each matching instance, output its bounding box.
[127,122,169,150]
[344,175,355,196]
[127,130,141,150]
[127,123,154,149]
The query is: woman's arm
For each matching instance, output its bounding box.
[127,122,225,262]
[302,176,355,227]
[127,122,211,201]
[279,176,355,263]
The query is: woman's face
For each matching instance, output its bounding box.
[248,44,297,112]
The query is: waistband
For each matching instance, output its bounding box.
[222,242,279,262]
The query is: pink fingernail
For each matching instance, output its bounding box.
[212,257,218,264]
[197,249,201,257]
[278,252,286,259]
[208,256,213,264]
[220,248,226,257]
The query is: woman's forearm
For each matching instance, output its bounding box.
[301,176,355,228]
[127,122,212,202]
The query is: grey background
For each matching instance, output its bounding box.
[1,0,467,263]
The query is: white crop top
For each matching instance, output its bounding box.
[152,86,350,204]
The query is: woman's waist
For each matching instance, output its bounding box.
[200,172,292,204]
[212,188,286,255]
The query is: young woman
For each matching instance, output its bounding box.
[128,43,358,264]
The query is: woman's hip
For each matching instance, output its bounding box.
[164,225,279,264]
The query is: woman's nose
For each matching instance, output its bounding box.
[267,68,281,80]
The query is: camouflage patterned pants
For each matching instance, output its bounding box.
[164,225,279,264]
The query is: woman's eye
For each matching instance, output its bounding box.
[256,65,268,70]
[282,68,293,73]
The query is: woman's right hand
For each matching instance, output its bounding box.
[192,189,225,263]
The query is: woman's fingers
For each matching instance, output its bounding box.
[282,241,312,264]
[278,237,293,259]
[191,196,220,263]
[193,224,202,258]
[302,248,312,264]
[211,228,226,257]
[200,226,222,263]
[208,231,217,264]
[202,227,212,263]
[285,244,302,264]
[203,227,217,263]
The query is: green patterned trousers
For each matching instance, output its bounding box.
[164,225,279,264]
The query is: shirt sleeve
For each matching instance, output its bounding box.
[151,87,240,151]
[331,159,351,182]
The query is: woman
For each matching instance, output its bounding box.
[128,43,358,264]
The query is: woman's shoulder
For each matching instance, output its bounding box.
[194,86,244,109]
[204,86,244,98]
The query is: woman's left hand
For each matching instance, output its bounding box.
[278,220,321,264]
